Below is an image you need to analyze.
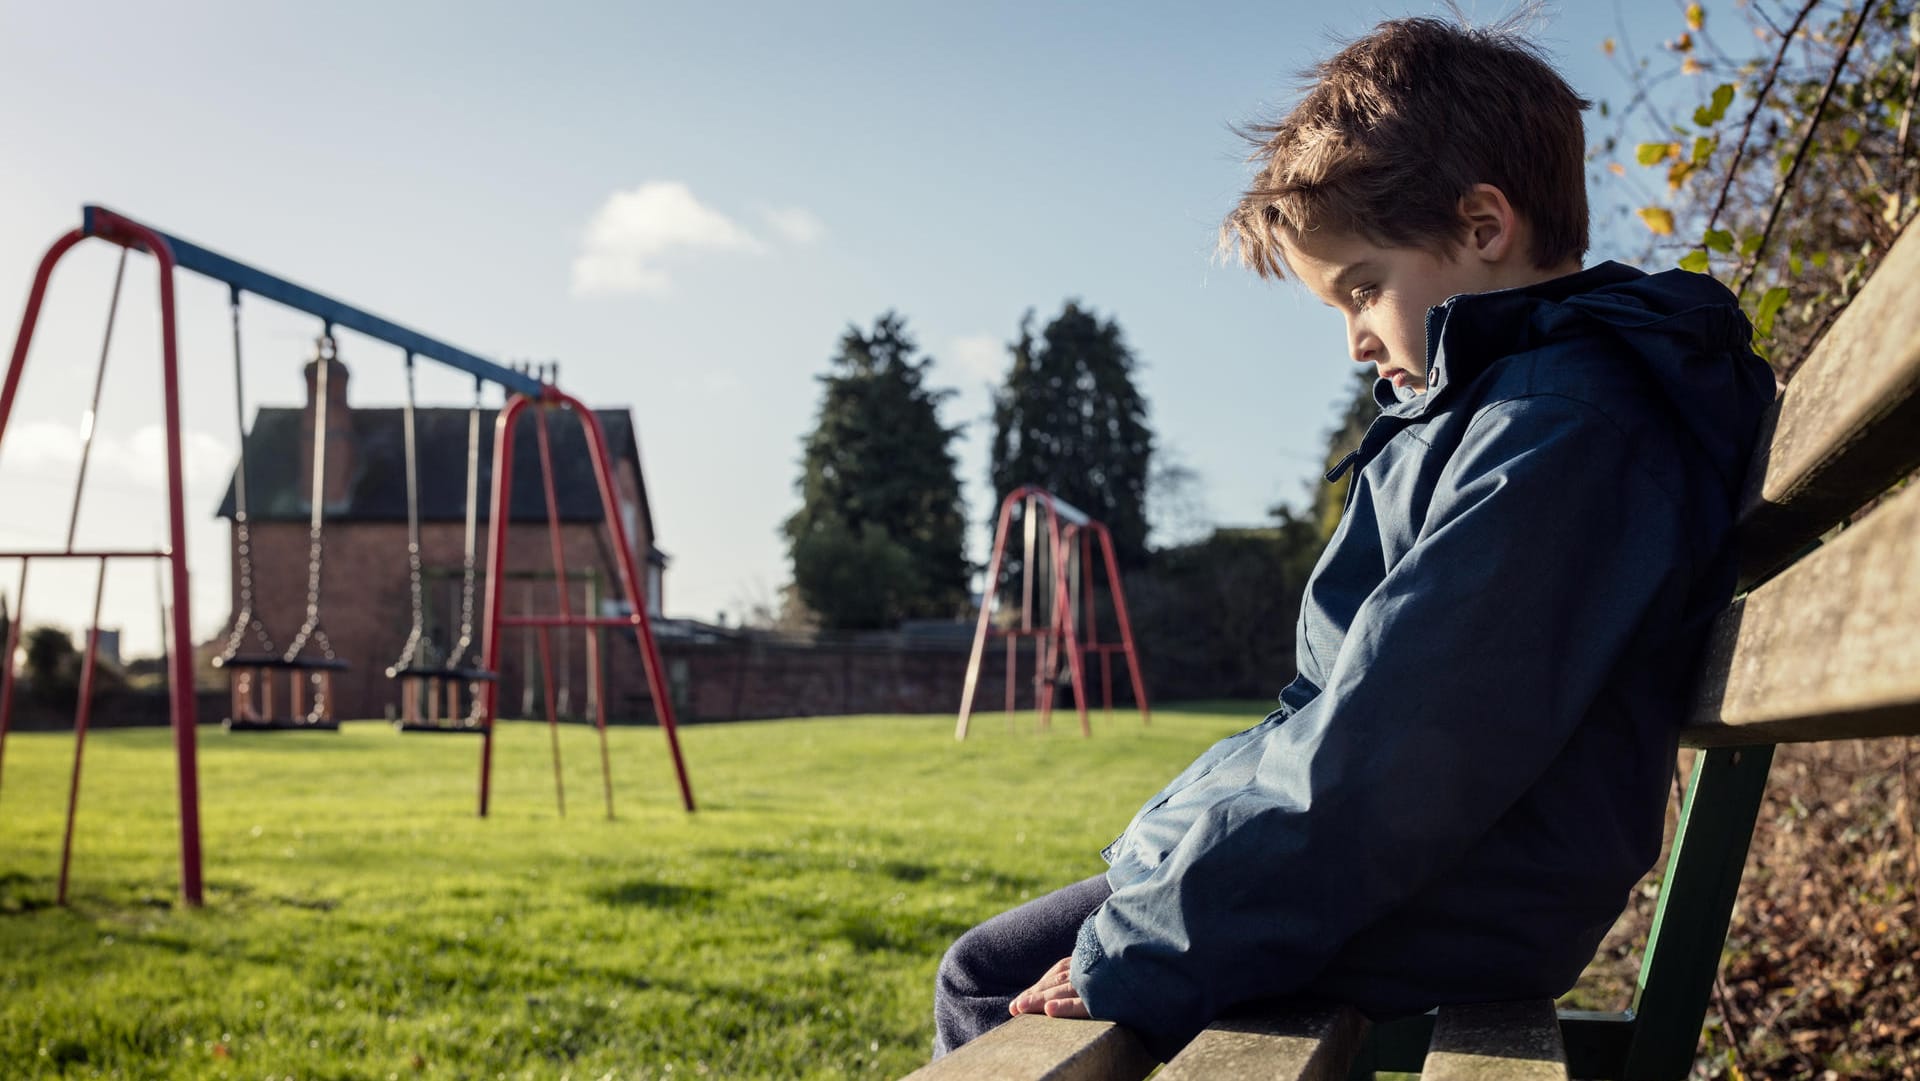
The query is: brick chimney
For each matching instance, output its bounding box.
[299,338,354,511]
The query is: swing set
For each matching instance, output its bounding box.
[0,205,695,907]
[954,486,1149,740]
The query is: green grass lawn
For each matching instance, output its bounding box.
[0,701,1266,1080]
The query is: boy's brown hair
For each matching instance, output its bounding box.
[1225,16,1591,278]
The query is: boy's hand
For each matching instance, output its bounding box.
[1008,956,1091,1019]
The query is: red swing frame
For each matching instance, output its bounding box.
[0,214,205,905]
[0,206,697,908]
[954,485,1150,740]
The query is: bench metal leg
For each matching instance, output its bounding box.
[1622,745,1774,1081]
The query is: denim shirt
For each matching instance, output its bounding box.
[1071,263,1776,1059]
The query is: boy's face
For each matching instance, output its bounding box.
[1281,226,1496,394]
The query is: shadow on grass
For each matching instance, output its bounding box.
[591,879,719,909]
[582,865,976,957]
[0,870,54,915]
[832,911,974,955]
[707,847,1050,896]
[203,878,340,913]
[881,860,935,882]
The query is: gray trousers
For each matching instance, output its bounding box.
[932,874,1113,1056]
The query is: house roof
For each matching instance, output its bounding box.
[215,406,661,555]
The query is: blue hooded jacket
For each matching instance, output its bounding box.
[1070,262,1777,1058]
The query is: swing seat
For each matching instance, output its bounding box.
[224,716,342,733]
[213,653,351,672]
[217,654,349,733]
[393,719,486,734]
[388,665,493,734]
[386,664,497,683]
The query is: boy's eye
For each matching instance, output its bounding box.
[1351,284,1379,307]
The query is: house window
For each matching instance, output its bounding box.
[620,500,639,549]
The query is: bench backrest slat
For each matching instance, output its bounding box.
[1421,1001,1569,1081]
[1155,1005,1365,1080]
[900,1015,1154,1081]
[1734,222,1920,584]
[1685,477,1920,746]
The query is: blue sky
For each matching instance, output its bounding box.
[0,1,1703,655]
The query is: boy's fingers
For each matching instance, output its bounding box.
[1009,956,1079,1016]
[1043,997,1091,1020]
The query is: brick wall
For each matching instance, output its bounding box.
[622,633,1138,725]
[3,689,228,732]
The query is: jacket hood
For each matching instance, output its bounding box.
[1389,261,1777,502]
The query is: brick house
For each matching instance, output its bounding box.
[216,351,668,722]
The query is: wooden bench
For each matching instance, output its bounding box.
[907,224,1920,1081]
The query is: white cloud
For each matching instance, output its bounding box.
[2,420,231,495]
[947,333,1007,384]
[570,181,763,296]
[759,205,826,246]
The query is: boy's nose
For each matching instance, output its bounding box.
[1347,324,1379,365]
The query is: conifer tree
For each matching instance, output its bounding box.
[784,313,968,629]
[1308,371,1380,540]
[988,301,1153,567]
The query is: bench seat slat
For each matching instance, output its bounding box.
[1158,1005,1366,1081]
[1421,1000,1569,1081]
[1685,477,1920,746]
[901,1015,1154,1081]
[1735,219,1920,584]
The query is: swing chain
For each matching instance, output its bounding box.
[218,289,276,662]
[284,335,337,666]
[443,377,485,670]
[389,352,436,673]
[448,553,478,667]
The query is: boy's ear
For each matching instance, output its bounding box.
[1457,183,1519,264]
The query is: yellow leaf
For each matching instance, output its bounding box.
[1636,142,1679,165]
[1603,37,1617,57]
[1682,57,1705,76]
[1639,206,1676,236]
[1675,31,1694,52]
[1609,162,1627,176]
[1686,3,1705,31]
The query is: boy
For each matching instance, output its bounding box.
[933,15,1776,1062]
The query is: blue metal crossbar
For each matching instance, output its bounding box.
[81,205,545,398]
[1045,494,1091,526]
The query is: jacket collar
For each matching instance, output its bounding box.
[1373,261,1646,419]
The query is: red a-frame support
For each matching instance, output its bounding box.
[0,214,205,906]
[476,392,696,816]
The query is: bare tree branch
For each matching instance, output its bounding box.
[1706,0,1824,238]
[1892,25,1920,212]
[1736,1,1875,297]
